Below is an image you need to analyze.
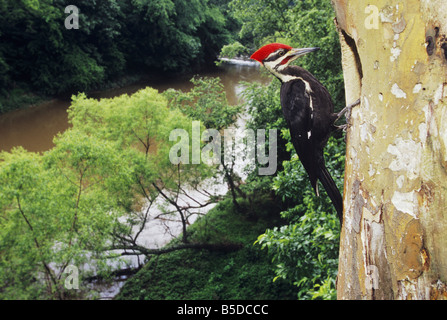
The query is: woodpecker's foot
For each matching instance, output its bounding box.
[335,123,349,132]
[335,98,361,123]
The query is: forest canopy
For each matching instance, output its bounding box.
[0,0,238,112]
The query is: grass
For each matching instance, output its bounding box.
[116,196,298,300]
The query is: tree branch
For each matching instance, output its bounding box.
[108,242,243,256]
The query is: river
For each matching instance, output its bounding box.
[0,62,269,153]
[0,60,270,299]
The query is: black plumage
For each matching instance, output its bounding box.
[279,66,343,223]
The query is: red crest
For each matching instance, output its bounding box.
[250,43,293,64]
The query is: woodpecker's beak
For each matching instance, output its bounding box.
[286,47,320,61]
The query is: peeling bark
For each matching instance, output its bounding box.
[332,0,447,300]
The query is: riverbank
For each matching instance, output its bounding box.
[0,60,254,116]
[0,72,153,115]
[116,195,298,300]
[0,62,267,154]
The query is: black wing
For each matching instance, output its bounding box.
[280,78,343,222]
[280,79,318,192]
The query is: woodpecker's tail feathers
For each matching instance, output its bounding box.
[317,163,343,224]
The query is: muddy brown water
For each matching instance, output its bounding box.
[0,62,269,153]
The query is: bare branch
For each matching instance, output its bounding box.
[108,242,243,257]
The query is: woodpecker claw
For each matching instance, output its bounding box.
[335,98,360,122]
[335,99,360,122]
[336,124,349,132]
[333,99,360,138]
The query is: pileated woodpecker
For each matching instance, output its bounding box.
[251,43,357,224]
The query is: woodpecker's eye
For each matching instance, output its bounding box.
[278,50,286,56]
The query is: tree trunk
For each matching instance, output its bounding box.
[332,0,447,299]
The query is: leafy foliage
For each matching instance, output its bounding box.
[0,0,234,113]
[121,0,229,72]
[241,78,344,298]
[67,87,216,246]
[242,78,345,298]
[0,87,211,299]
[219,41,250,58]
[0,142,123,299]
[226,0,347,299]
[256,136,344,299]
[228,0,345,111]
[237,74,344,299]
[256,211,339,300]
[164,76,241,130]
[164,76,244,210]
[248,108,344,299]
[117,197,297,300]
